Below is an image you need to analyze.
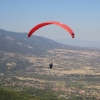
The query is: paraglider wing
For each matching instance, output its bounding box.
[28,21,75,38]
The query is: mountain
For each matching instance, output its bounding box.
[55,38,100,48]
[0,29,65,55]
[0,29,98,56]
[0,28,100,74]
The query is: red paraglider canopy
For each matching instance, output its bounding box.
[28,21,75,38]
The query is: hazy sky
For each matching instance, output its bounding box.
[0,0,100,41]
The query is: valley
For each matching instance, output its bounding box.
[0,29,100,99]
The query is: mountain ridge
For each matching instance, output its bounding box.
[0,28,99,56]
[0,29,66,55]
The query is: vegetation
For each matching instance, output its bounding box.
[0,87,65,100]
[0,87,33,100]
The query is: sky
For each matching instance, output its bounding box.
[0,0,100,41]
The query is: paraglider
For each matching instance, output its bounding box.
[28,21,75,38]
[49,63,53,69]
[28,21,75,69]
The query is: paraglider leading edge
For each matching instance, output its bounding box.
[28,21,75,38]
